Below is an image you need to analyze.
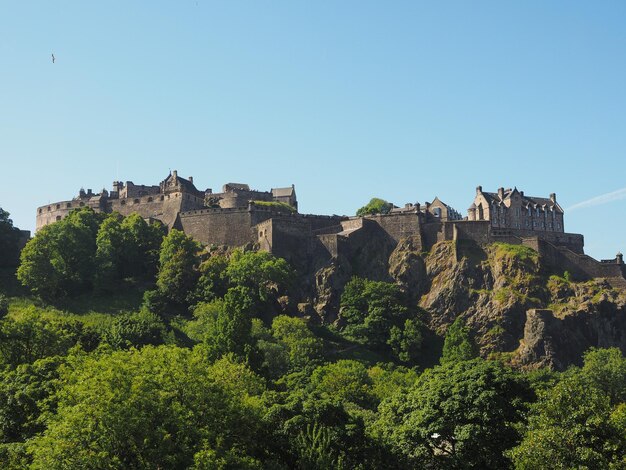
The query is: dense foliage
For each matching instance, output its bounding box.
[3,207,626,468]
[18,209,165,301]
[0,208,22,267]
[355,197,393,216]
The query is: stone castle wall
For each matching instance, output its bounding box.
[536,239,624,282]
[363,212,422,243]
[36,190,204,230]
[179,208,267,247]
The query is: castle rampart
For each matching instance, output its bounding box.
[35,175,625,287]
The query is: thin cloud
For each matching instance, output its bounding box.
[567,187,626,211]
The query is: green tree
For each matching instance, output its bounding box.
[102,310,168,350]
[193,254,230,303]
[28,346,269,469]
[340,277,422,362]
[95,213,165,290]
[0,356,62,444]
[155,229,200,307]
[309,360,375,409]
[0,208,22,267]
[120,214,164,279]
[440,317,478,364]
[94,213,126,289]
[18,208,102,300]
[375,358,532,469]
[388,318,423,364]
[191,286,255,361]
[271,315,323,372]
[226,250,293,307]
[511,348,626,469]
[356,198,393,217]
[0,310,98,367]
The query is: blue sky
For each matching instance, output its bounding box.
[1,1,625,259]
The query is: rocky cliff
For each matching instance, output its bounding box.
[309,238,626,370]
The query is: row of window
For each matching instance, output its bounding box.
[492,218,562,230]
[494,206,559,218]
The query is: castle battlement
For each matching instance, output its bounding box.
[36,175,625,287]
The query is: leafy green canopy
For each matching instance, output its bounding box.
[356,198,393,217]
[440,317,478,364]
[375,358,533,469]
[18,209,164,301]
[510,348,626,469]
[340,277,424,363]
[27,346,270,469]
[0,208,22,267]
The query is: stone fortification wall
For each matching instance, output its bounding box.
[258,214,343,257]
[489,228,584,254]
[451,220,491,245]
[440,220,584,255]
[37,200,81,230]
[421,222,445,250]
[37,191,204,231]
[109,192,200,228]
[536,239,624,282]
[120,183,160,198]
[364,212,422,243]
[216,190,274,209]
[179,208,267,247]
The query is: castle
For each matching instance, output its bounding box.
[36,172,626,285]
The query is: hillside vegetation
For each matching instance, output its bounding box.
[1,206,626,468]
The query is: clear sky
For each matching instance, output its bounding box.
[1,1,625,259]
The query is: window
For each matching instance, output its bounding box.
[56,204,60,209]
[66,203,72,208]
[148,197,153,202]
[56,215,62,221]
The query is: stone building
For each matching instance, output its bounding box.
[468,186,564,233]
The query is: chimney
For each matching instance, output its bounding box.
[550,193,556,203]
[498,187,504,199]
[189,176,193,184]
[520,190,524,197]
[476,185,482,194]
[172,170,178,178]
[617,252,623,264]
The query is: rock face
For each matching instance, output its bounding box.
[309,238,626,370]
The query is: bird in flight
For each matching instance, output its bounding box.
[51,53,55,63]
